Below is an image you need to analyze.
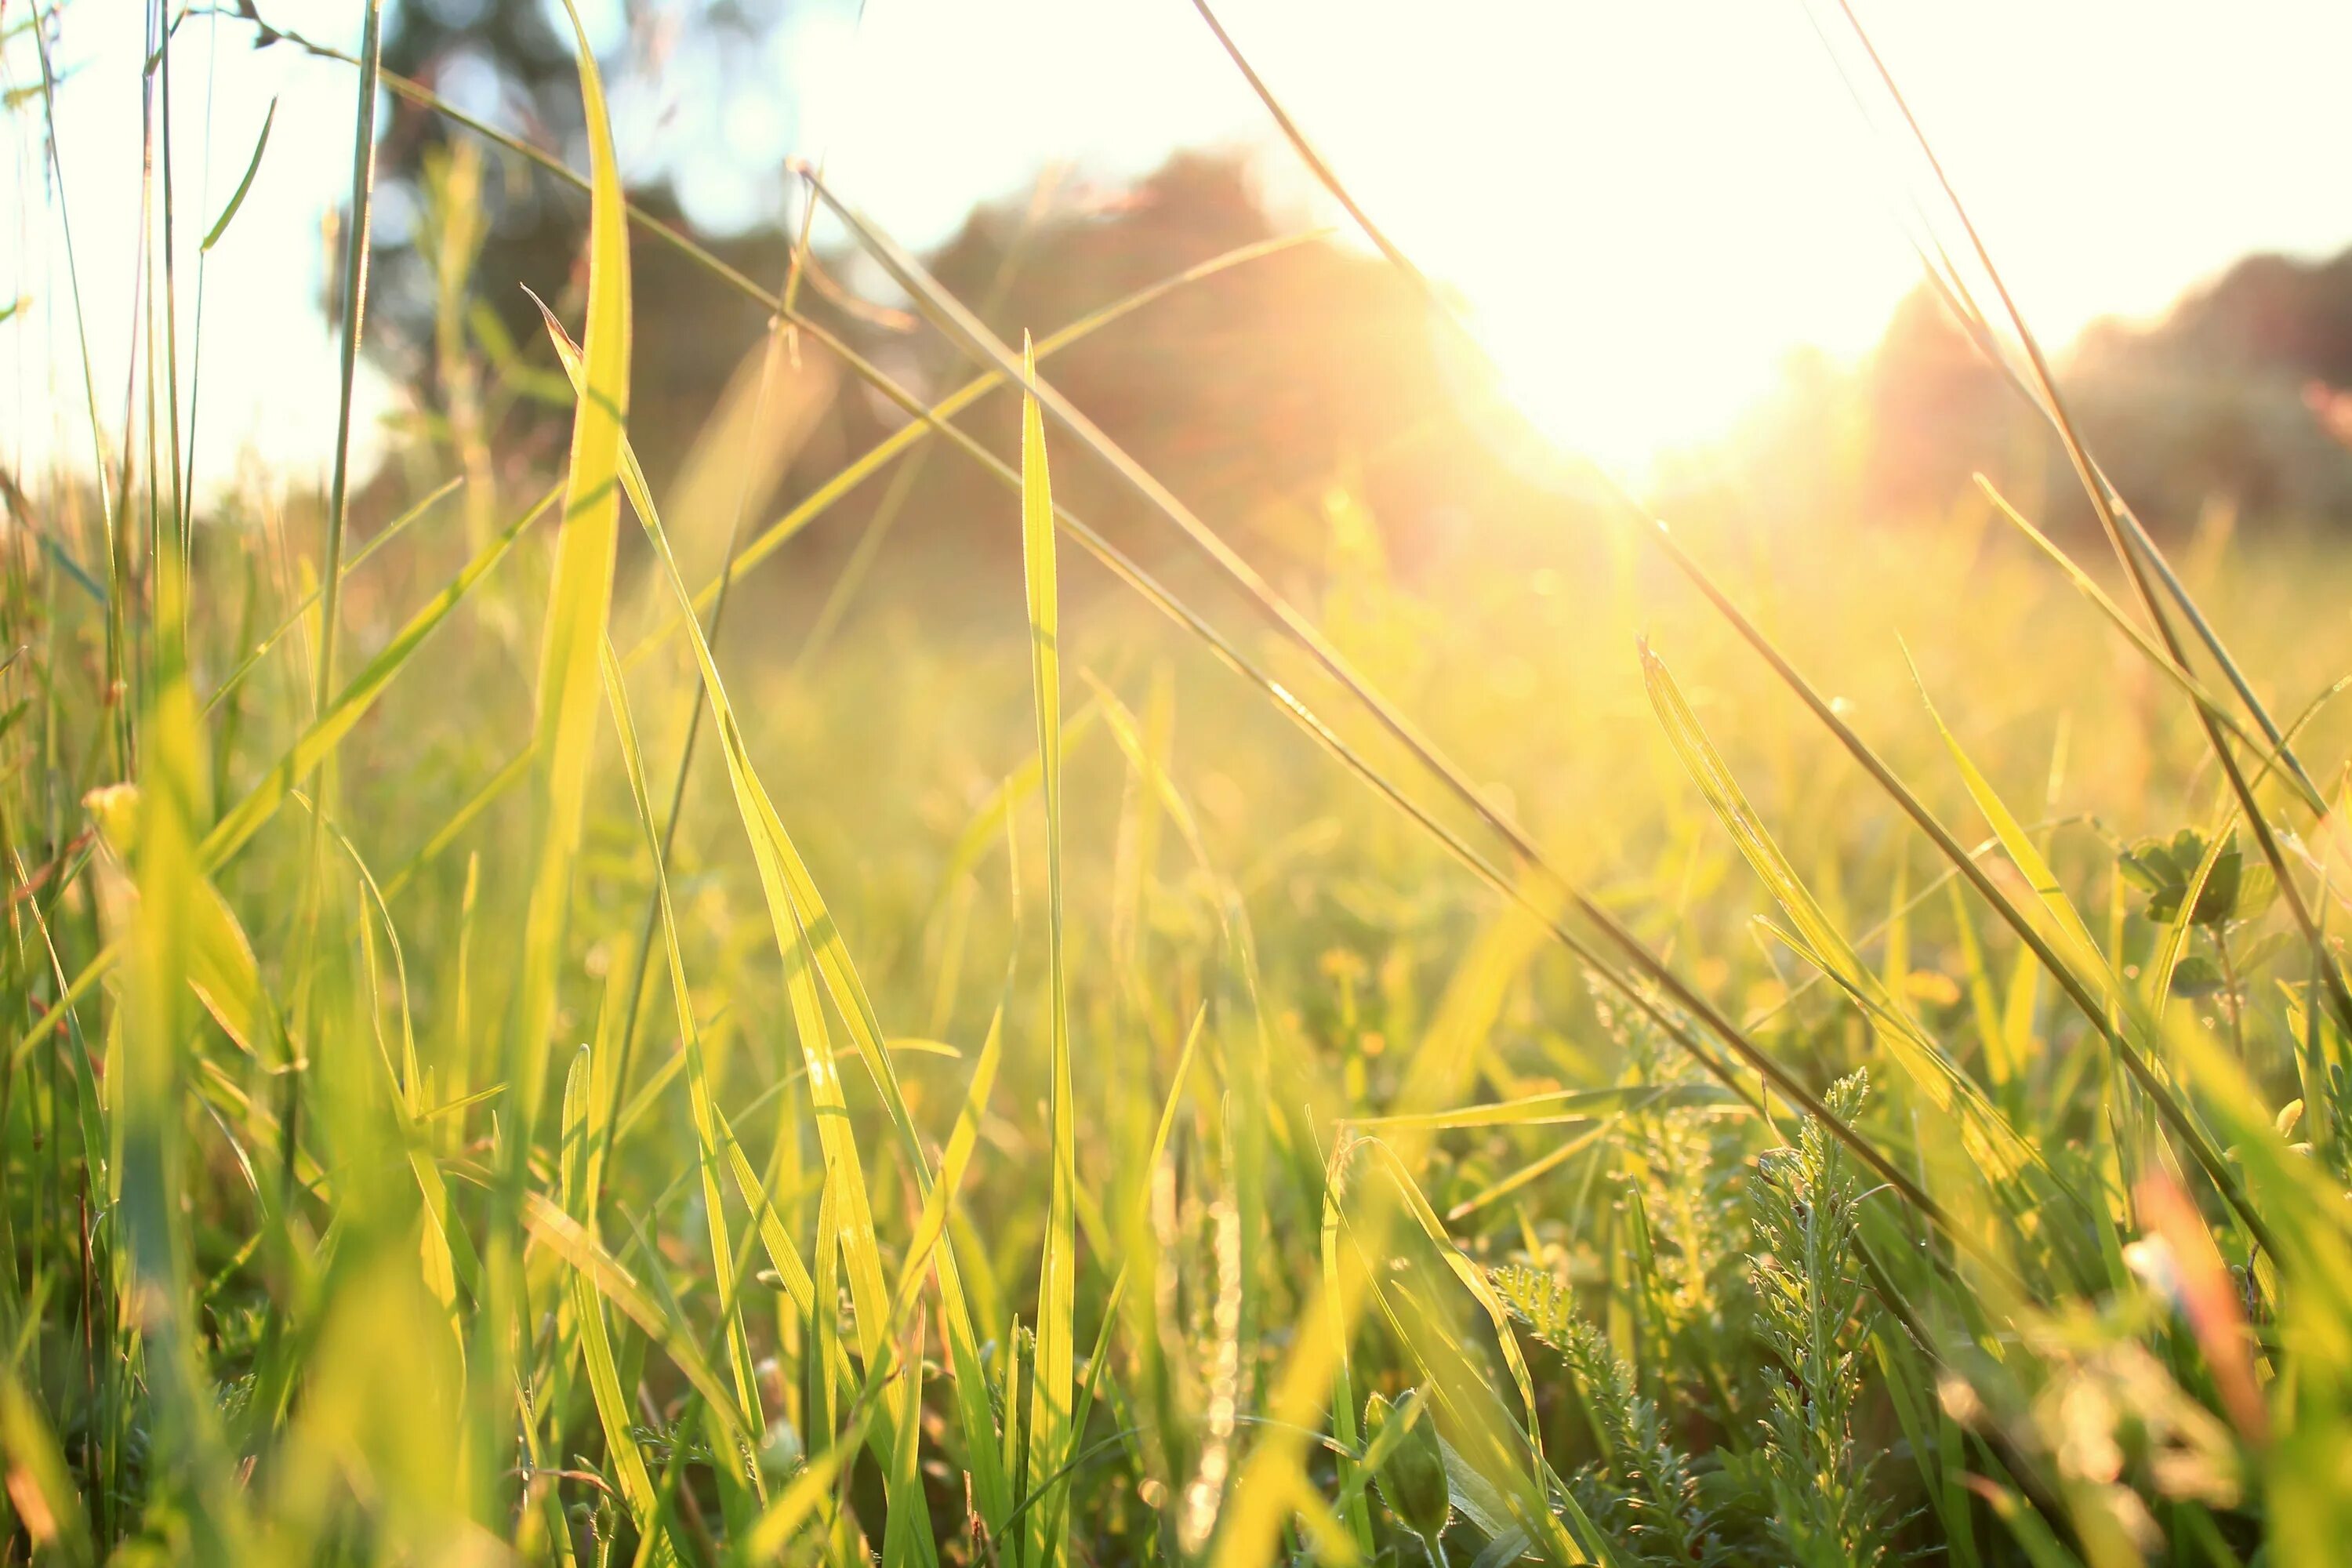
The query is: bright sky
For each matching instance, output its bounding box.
[8,0,2352,489]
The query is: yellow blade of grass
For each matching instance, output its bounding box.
[1018,335,1079,1568]
[118,542,252,1555]
[1340,1083,1733,1134]
[1345,1138,1601,1565]
[505,0,632,1185]
[521,1192,747,1439]
[85,783,276,1058]
[729,1414,871,1564]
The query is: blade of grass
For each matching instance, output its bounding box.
[599,640,767,1489]
[197,95,274,252]
[284,0,382,1196]
[503,0,631,1194]
[1018,337,1077,1568]
[557,1054,680,1567]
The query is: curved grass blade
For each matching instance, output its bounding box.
[521,1191,748,1441]
[198,96,274,252]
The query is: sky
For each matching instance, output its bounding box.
[8,0,2352,491]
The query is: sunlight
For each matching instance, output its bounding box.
[1161,0,2352,474]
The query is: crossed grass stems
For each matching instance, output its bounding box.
[30,0,2352,1557]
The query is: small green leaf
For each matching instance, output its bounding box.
[2234,861,2279,922]
[1363,1389,1451,1541]
[2192,842,2242,926]
[2170,955,2228,998]
[2118,838,2176,895]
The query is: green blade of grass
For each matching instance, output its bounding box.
[197,96,274,252]
[1018,336,1077,1568]
[599,639,767,1488]
[557,1053,680,1566]
[521,1192,747,1440]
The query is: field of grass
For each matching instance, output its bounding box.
[8,4,2352,1566]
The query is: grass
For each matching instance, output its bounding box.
[6,2,2352,1566]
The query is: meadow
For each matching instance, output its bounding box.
[5,3,2352,1566]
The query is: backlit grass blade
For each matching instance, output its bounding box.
[85,783,275,1057]
[727,1414,871,1566]
[520,1192,748,1441]
[891,1002,1014,1534]
[118,539,250,1559]
[379,746,532,904]
[504,0,632,1185]
[1066,1004,1207,1515]
[1341,1082,1734,1133]
[1017,335,1080,1568]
